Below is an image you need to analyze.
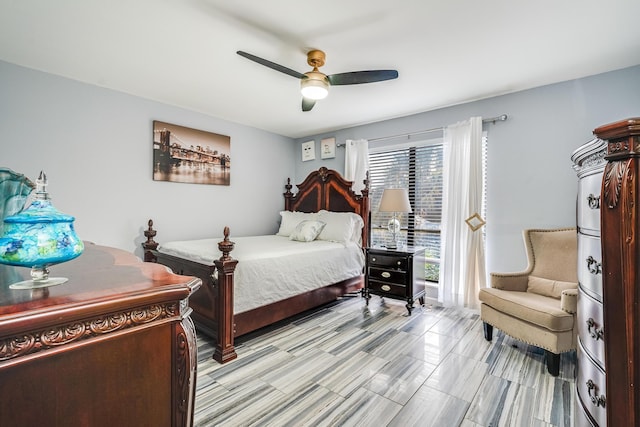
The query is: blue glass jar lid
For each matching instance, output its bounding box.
[3,171,75,224]
[4,200,75,223]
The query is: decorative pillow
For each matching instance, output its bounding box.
[316,210,364,243]
[526,275,578,299]
[289,220,326,242]
[276,211,317,237]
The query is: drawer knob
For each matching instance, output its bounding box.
[381,272,391,278]
[586,379,606,408]
[397,261,401,266]
[587,194,601,209]
[586,318,604,341]
[586,256,602,275]
[381,285,391,291]
[372,257,376,262]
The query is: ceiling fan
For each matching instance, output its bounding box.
[237,49,398,112]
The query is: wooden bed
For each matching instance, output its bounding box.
[142,167,369,363]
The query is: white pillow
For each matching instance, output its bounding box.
[316,210,364,243]
[289,220,326,242]
[276,211,317,237]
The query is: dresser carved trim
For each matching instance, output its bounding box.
[595,117,640,427]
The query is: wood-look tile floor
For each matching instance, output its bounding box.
[193,295,576,427]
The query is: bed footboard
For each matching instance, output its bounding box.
[142,220,238,363]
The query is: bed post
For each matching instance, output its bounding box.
[143,219,158,262]
[283,177,293,211]
[360,171,370,248]
[213,226,238,363]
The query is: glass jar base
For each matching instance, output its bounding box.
[9,277,68,289]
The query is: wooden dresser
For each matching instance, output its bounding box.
[572,137,607,426]
[0,243,201,427]
[572,118,640,426]
[595,118,640,427]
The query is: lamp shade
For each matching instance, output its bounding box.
[378,188,412,213]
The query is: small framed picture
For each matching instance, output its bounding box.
[301,140,315,162]
[320,137,336,159]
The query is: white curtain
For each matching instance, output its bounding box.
[344,139,369,194]
[438,117,486,308]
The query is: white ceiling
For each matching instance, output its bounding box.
[1,0,640,138]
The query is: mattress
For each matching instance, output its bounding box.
[159,235,365,313]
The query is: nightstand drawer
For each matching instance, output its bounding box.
[368,279,406,298]
[368,266,406,284]
[367,253,407,270]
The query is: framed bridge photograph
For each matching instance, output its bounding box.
[152,121,231,185]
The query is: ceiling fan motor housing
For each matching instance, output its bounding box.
[306,49,326,68]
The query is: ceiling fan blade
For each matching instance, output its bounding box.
[327,70,398,85]
[237,51,305,79]
[302,98,316,112]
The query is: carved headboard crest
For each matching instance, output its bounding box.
[318,166,329,182]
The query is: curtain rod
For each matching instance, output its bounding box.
[337,114,508,146]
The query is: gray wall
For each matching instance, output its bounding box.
[1,60,296,257]
[295,65,640,274]
[3,58,639,274]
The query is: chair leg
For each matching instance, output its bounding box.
[545,350,560,376]
[483,322,493,341]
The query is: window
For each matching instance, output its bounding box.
[369,133,488,283]
[369,139,443,282]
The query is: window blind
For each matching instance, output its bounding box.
[369,143,443,261]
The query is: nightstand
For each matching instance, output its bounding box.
[364,246,426,315]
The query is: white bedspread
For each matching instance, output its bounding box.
[159,235,365,314]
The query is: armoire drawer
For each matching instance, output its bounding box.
[577,171,603,234]
[578,233,603,302]
[577,286,605,369]
[577,340,607,427]
[575,393,597,427]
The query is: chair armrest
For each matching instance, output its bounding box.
[561,288,578,314]
[490,272,529,291]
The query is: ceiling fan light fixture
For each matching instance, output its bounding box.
[300,72,329,100]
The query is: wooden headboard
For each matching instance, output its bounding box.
[283,167,370,246]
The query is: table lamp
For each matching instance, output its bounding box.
[0,171,83,289]
[378,188,412,249]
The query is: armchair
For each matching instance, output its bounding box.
[478,228,578,376]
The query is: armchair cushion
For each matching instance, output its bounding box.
[526,275,577,299]
[490,272,529,291]
[479,287,574,332]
